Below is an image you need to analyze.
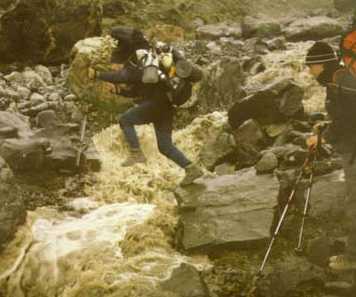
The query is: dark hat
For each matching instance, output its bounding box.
[305,42,338,65]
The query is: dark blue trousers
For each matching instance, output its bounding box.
[119,99,191,168]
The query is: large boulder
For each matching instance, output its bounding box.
[228,79,304,130]
[175,168,279,251]
[0,111,100,175]
[284,16,344,42]
[68,36,133,113]
[0,157,26,252]
[0,0,102,64]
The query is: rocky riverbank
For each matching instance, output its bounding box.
[0,1,355,297]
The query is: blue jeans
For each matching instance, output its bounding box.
[119,100,191,168]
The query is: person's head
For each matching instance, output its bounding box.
[305,41,339,85]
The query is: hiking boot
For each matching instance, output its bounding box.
[121,148,146,167]
[329,255,356,271]
[181,163,203,186]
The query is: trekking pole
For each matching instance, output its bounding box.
[258,168,305,276]
[246,151,315,297]
[76,107,88,168]
[295,125,323,254]
[295,170,314,254]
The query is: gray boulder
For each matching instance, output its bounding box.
[309,170,346,218]
[0,0,102,64]
[175,168,279,251]
[284,16,343,41]
[228,79,304,130]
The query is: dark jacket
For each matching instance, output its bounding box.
[325,68,356,153]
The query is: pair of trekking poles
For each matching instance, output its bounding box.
[248,126,324,296]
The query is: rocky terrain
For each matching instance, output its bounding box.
[0,0,355,297]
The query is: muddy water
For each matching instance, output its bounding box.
[0,113,224,297]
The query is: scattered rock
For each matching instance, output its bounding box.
[228,79,304,130]
[196,22,242,40]
[255,151,278,174]
[233,119,267,149]
[242,16,281,38]
[284,16,343,41]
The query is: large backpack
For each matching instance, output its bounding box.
[340,29,356,78]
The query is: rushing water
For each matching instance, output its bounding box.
[0,114,222,297]
[0,40,330,296]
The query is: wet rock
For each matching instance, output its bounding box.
[257,256,325,297]
[0,0,102,64]
[228,79,304,130]
[175,168,279,251]
[0,158,26,252]
[196,22,242,40]
[242,16,281,38]
[284,16,343,41]
[255,151,278,174]
[199,131,236,170]
[68,36,133,113]
[160,263,210,297]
